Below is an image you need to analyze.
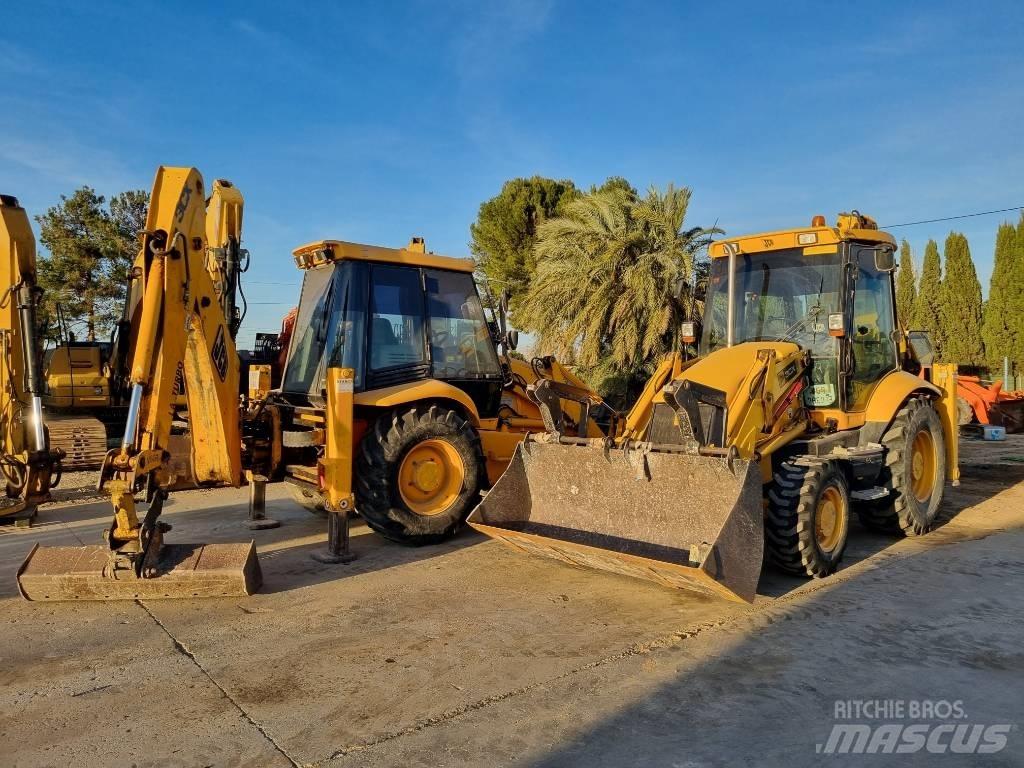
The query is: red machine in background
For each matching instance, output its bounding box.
[956,375,1024,433]
[908,331,1024,433]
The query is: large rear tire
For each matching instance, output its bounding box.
[857,397,945,536]
[355,404,483,545]
[766,458,850,578]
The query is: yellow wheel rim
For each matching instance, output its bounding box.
[910,428,938,503]
[398,439,465,516]
[816,486,846,553]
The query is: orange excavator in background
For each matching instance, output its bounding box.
[905,331,1024,433]
[956,375,1024,432]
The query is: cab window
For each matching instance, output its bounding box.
[847,247,898,410]
[369,265,426,371]
[425,270,501,378]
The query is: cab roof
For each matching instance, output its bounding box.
[292,237,475,273]
[708,212,896,258]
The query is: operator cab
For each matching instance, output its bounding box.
[704,212,898,418]
[280,238,504,416]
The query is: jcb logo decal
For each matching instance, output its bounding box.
[211,325,228,382]
[762,238,774,248]
[175,184,192,224]
[174,362,186,395]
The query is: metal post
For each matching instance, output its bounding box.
[726,244,737,347]
[245,472,279,530]
[312,509,356,564]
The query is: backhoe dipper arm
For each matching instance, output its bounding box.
[100,167,241,569]
[16,167,258,601]
[204,179,246,338]
[0,195,61,520]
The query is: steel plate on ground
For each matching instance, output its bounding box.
[17,541,262,601]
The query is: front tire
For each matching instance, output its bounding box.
[355,404,483,545]
[766,458,851,578]
[858,397,945,536]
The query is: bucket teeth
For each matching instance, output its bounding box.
[17,541,261,601]
[468,440,764,602]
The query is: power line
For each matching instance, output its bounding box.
[882,205,1024,229]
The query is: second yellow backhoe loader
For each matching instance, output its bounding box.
[17,166,604,600]
[0,196,63,522]
[275,236,604,545]
[469,212,959,603]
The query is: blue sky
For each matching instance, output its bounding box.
[4,1,1023,348]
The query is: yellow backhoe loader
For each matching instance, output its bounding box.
[41,179,247,470]
[469,212,959,603]
[0,196,63,522]
[17,166,603,600]
[275,236,603,545]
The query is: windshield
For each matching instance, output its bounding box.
[282,260,367,400]
[425,270,501,378]
[702,249,842,355]
[702,248,844,409]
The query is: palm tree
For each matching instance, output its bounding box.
[516,184,718,383]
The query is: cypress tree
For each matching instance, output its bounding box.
[981,221,1019,371]
[1013,214,1024,370]
[939,232,985,365]
[895,239,916,326]
[912,239,943,353]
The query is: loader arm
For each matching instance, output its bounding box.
[17,168,258,601]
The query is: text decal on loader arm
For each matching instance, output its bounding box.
[211,324,228,381]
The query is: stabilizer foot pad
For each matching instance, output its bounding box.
[17,541,262,601]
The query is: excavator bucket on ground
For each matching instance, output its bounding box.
[467,435,765,603]
[17,540,261,601]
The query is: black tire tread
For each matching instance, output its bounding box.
[856,397,945,537]
[766,457,849,578]
[355,403,483,546]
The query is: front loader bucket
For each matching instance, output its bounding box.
[467,440,764,603]
[17,541,261,601]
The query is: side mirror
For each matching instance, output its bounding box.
[506,329,519,351]
[874,248,895,272]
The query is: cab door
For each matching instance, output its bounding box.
[845,245,899,411]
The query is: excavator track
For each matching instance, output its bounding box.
[45,415,108,471]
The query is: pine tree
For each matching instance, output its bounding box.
[469,177,578,309]
[895,239,916,326]
[36,186,147,341]
[981,221,1019,371]
[912,239,943,353]
[938,232,985,365]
